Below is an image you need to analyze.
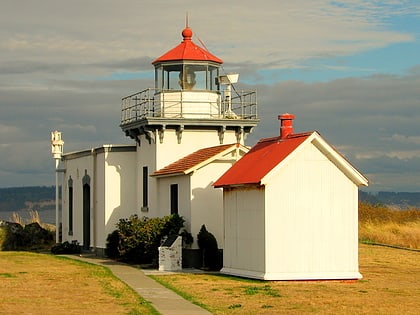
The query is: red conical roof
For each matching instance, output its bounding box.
[152,27,223,64]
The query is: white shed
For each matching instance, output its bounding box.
[214,114,368,280]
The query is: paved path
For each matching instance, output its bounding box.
[65,254,212,315]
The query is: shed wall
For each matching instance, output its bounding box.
[264,142,361,279]
[222,187,266,278]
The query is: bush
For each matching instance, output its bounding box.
[1,222,54,251]
[105,230,120,258]
[197,224,221,270]
[51,241,81,254]
[106,213,185,264]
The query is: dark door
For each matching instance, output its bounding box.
[82,183,90,250]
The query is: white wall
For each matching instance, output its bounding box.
[222,187,266,278]
[155,174,191,220]
[62,147,137,250]
[136,128,241,220]
[153,148,245,249]
[61,154,94,248]
[264,142,361,279]
[190,161,236,249]
[100,150,137,248]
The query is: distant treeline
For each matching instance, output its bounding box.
[0,186,419,212]
[0,186,58,212]
[360,191,420,208]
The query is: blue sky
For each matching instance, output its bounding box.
[0,0,419,192]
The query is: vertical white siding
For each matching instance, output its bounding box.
[264,142,361,279]
[222,187,265,278]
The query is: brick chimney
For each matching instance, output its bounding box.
[278,113,295,139]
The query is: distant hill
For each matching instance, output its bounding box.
[0,186,56,212]
[0,186,419,217]
[359,191,420,209]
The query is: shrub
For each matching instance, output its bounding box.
[1,222,54,251]
[106,213,185,264]
[105,230,120,258]
[180,229,194,247]
[51,241,81,254]
[197,224,221,270]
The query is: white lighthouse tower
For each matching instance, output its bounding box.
[59,25,258,256]
[120,26,258,219]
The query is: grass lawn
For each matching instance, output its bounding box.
[152,244,420,314]
[0,244,418,314]
[0,251,158,315]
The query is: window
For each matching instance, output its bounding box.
[170,184,179,214]
[142,166,148,209]
[68,177,73,235]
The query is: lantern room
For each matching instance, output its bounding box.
[120,25,258,144]
[152,26,222,92]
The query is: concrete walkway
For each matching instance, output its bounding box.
[65,254,212,315]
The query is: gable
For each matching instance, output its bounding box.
[152,143,248,177]
[214,132,368,188]
[213,133,310,187]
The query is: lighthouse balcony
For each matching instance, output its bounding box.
[120,88,257,126]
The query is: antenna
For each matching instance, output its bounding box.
[186,12,189,28]
[196,36,209,51]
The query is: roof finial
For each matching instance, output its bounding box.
[182,13,192,41]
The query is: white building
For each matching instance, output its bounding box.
[58,26,368,280]
[59,26,258,255]
[214,114,369,280]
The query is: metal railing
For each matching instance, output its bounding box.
[121,88,257,125]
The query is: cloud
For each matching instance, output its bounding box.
[0,1,417,72]
[0,0,419,191]
[386,134,420,145]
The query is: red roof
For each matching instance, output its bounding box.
[152,27,223,64]
[213,133,312,187]
[152,144,240,177]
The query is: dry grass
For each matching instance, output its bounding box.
[152,244,420,314]
[359,203,420,249]
[11,210,41,225]
[0,252,157,315]
[10,210,55,232]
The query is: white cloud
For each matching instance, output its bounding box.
[387,134,420,145]
[0,0,419,191]
[0,1,416,72]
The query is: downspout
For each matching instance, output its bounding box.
[55,159,60,243]
[91,148,97,254]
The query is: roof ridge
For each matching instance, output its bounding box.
[152,143,241,177]
[258,131,314,143]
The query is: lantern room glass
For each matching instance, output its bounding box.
[155,63,220,91]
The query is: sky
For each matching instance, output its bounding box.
[0,0,419,192]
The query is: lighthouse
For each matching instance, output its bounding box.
[121,26,258,145]
[120,26,259,218]
[59,25,258,257]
